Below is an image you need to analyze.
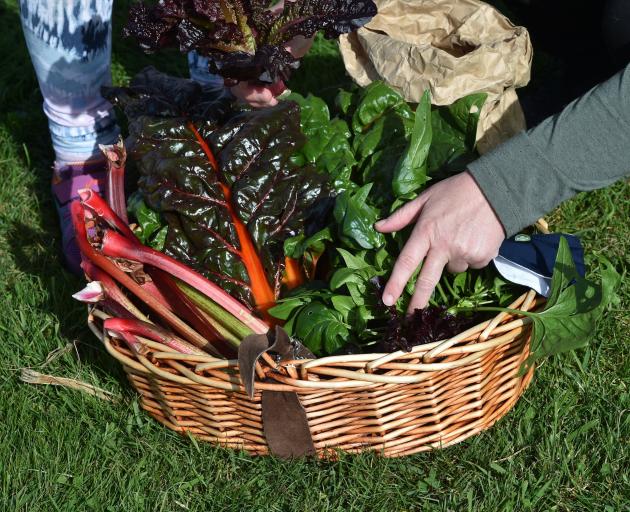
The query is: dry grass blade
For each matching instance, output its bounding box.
[19,369,118,402]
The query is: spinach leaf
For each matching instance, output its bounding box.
[392,90,432,197]
[127,192,168,250]
[286,93,356,190]
[521,237,620,371]
[351,81,409,133]
[333,184,385,250]
[293,302,350,356]
[427,93,486,173]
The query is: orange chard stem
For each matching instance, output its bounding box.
[283,256,304,289]
[187,121,276,312]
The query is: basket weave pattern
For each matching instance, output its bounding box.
[89,290,539,457]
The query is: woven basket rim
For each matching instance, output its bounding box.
[89,289,540,393]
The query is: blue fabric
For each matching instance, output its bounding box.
[498,233,586,278]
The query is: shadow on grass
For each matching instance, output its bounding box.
[5,220,129,386]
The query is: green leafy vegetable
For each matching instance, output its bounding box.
[108,69,330,310]
[466,237,620,372]
[272,82,504,355]
[127,192,168,250]
[427,93,486,173]
[333,184,385,250]
[391,90,432,197]
[522,237,620,370]
[286,93,356,190]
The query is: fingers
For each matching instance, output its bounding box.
[381,221,430,306]
[230,83,279,108]
[446,259,468,274]
[285,35,314,58]
[374,193,429,233]
[407,249,449,312]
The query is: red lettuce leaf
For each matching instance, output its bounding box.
[124,0,377,83]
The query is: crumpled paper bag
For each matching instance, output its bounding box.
[339,0,532,153]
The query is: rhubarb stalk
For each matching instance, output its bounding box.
[100,139,129,224]
[79,188,136,240]
[99,228,269,335]
[81,260,151,322]
[71,201,225,355]
[149,267,239,357]
[104,318,205,355]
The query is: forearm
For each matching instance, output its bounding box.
[469,63,630,236]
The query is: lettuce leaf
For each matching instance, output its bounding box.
[124,0,377,84]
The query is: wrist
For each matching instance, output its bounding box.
[465,169,508,237]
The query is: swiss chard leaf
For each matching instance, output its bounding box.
[110,72,330,309]
[102,66,232,121]
[124,0,377,84]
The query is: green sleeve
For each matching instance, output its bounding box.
[468,63,630,236]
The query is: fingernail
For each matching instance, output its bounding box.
[374,220,385,229]
[382,293,394,306]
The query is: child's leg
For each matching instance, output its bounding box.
[20,0,119,272]
[20,0,119,164]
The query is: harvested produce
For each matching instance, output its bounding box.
[267,84,619,363]
[71,67,617,370]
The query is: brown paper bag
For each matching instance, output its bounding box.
[339,0,532,153]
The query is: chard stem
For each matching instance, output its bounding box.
[176,281,254,341]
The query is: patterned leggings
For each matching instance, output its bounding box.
[19,0,222,165]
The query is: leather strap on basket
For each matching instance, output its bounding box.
[261,388,316,459]
[238,326,316,458]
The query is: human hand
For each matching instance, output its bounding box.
[230,34,314,108]
[375,171,506,312]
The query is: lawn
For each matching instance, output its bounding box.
[0,1,628,510]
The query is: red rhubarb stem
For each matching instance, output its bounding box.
[79,188,136,240]
[104,318,205,355]
[100,139,129,224]
[100,228,269,335]
[187,121,276,313]
[81,260,151,322]
[148,266,238,358]
[71,201,223,355]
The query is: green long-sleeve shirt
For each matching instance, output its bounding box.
[469,63,630,236]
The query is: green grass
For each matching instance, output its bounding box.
[1,1,628,510]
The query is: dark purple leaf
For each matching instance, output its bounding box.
[124,0,377,83]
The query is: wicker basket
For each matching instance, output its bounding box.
[87,288,540,458]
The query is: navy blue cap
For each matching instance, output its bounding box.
[493,234,585,297]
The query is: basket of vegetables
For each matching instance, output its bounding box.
[73,1,618,458]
